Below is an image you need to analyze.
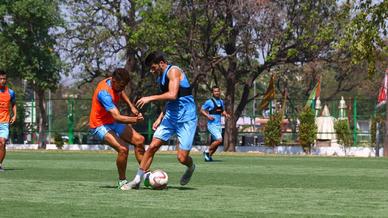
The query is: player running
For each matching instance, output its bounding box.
[200,86,230,161]
[0,70,16,172]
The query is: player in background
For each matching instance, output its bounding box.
[127,51,197,189]
[0,70,16,172]
[200,86,230,161]
[89,68,145,190]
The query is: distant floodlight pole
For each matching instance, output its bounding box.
[253,80,256,118]
[48,90,52,143]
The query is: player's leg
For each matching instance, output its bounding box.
[141,138,164,171]
[0,123,9,171]
[104,132,129,180]
[0,138,6,172]
[209,140,222,155]
[176,119,197,185]
[119,124,145,164]
[103,131,132,190]
[127,138,164,189]
[204,124,222,161]
[208,125,222,156]
[127,118,174,189]
[203,128,212,161]
[92,124,130,190]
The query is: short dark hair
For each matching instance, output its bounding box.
[0,69,6,76]
[212,86,220,91]
[145,51,167,67]
[112,68,130,82]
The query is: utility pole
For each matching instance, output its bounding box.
[48,90,52,143]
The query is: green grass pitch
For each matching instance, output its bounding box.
[1,151,388,217]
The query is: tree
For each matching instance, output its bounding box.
[339,1,388,156]
[264,112,282,151]
[59,0,177,98]
[339,0,387,76]
[338,0,387,156]
[299,107,317,154]
[334,119,353,155]
[0,0,63,148]
[173,0,339,151]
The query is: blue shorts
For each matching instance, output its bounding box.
[0,123,9,139]
[90,123,126,141]
[208,124,222,141]
[153,118,197,151]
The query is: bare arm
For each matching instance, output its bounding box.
[200,108,214,121]
[108,107,143,124]
[120,91,139,115]
[136,68,181,108]
[152,111,165,130]
[10,102,16,124]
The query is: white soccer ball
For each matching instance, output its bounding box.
[149,169,168,190]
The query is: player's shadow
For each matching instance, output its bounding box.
[1,168,24,171]
[99,185,196,191]
[99,185,117,189]
[167,186,196,191]
[204,159,223,163]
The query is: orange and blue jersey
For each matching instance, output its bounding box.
[89,78,121,128]
[0,86,16,123]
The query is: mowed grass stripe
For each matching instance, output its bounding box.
[1,151,387,217]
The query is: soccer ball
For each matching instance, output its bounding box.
[149,169,168,190]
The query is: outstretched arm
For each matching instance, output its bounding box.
[136,68,181,109]
[109,107,143,124]
[98,90,143,124]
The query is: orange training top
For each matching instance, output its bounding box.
[0,86,15,123]
[89,78,121,128]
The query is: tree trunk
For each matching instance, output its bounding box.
[224,71,237,152]
[36,89,47,149]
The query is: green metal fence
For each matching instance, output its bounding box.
[9,97,381,146]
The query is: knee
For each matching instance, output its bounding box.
[147,144,159,154]
[134,144,145,154]
[135,135,145,146]
[0,141,5,149]
[118,146,129,156]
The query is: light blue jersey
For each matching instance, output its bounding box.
[158,65,197,122]
[154,65,198,150]
[201,98,224,126]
